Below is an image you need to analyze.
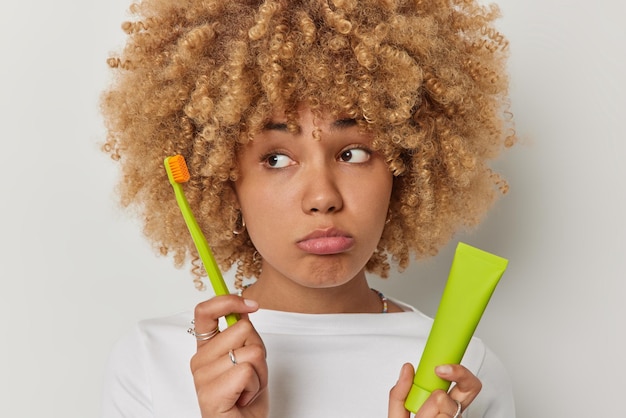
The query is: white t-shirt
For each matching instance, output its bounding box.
[101,300,515,417]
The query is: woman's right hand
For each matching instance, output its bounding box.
[190,295,269,418]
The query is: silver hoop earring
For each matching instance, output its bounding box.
[233,212,246,235]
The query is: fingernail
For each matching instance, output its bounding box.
[243,298,259,308]
[436,365,452,375]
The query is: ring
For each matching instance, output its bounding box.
[228,349,238,365]
[187,325,220,341]
[452,399,462,418]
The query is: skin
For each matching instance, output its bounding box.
[234,106,396,314]
[190,107,482,417]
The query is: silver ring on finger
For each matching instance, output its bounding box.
[187,325,220,341]
[228,349,238,365]
[451,399,462,418]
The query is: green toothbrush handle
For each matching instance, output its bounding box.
[172,182,240,326]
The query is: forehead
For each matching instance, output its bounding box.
[240,102,377,147]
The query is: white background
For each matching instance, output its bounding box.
[1,0,624,416]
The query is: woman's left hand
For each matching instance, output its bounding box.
[388,363,482,418]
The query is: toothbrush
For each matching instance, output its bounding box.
[164,155,239,327]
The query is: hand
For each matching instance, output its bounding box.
[388,363,482,418]
[190,295,269,418]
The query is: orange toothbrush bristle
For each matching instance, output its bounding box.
[167,155,191,183]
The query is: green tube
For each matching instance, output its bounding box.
[404,242,508,413]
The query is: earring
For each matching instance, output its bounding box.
[233,212,246,235]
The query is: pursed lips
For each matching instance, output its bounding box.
[296,227,354,255]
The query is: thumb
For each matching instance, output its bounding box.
[388,363,414,418]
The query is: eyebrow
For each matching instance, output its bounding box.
[262,118,357,132]
[263,122,290,131]
[331,118,357,130]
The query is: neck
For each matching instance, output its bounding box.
[241,269,383,314]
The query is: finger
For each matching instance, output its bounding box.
[193,340,269,392]
[436,364,482,411]
[388,363,413,418]
[192,318,266,363]
[196,360,264,414]
[192,295,259,348]
[414,389,460,418]
[190,319,268,396]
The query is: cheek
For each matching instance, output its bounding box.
[243,211,293,266]
[364,174,393,218]
[239,182,293,215]
[238,188,291,241]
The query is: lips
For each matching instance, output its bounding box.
[296,228,354,255]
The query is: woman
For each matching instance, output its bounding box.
[101,0,516,416]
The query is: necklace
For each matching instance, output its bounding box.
[371,288,389,313]
[238,285,388,313]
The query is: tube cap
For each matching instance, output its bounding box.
[404,384,432,413]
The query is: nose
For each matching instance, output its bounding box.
[301,166,343,214]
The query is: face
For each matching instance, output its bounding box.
[234,106,393,289]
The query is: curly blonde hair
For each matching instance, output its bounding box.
[101,0,515,290]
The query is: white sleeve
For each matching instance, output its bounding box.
[101,325,154,418]
[467,345,516,418]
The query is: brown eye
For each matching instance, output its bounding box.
[264,153,294,168]
[339,148,370,163]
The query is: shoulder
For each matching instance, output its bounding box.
[138,311,195,344]
[107,311,194,360]
[108,311,196,372]
[101,312,198,418]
